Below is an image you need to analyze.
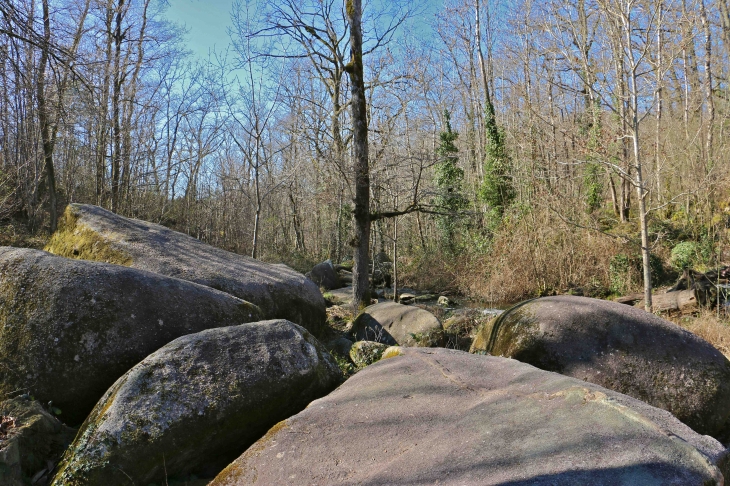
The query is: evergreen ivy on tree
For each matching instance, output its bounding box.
[582,101,603,213]
[435,110,467,247]
[479,106,515,221]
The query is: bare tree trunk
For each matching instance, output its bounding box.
[252,135,261,259]
[393,214,398,303]
[655,2,663,202]
[97,1,114,206]
[624,6,652,311]
[36,0,56,231]
[111,0,126,213]
[700,0,714,164]
[347,0,371,310]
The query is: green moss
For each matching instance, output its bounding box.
[486,299,539,356]
[381,346,402,360]
[44,206,132,266]
[350,341,388,368]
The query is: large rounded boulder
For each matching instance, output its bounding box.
[45,204,326,335]
[0,247,262,424]
[52,320,343,486]
[211,348,729,486]
[350,302,443,347]
[308,259,341,290]
[471,295,730,438]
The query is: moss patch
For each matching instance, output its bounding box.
[381,346,402,360]
[349,341,388,368]
[44,207,131,266]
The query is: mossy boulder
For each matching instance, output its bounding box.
[350,302,443,347]
[472,295,730,438]
[349,341,389,368]
[52,320,343,486]
[0,247,263,425]
[0,397,76,486]
[211,348,729,486]
[46,204,326,335]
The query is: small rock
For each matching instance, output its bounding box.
[350,302,443,347]
[326,336,354,357]
[0,397,76,486]
[349,341,389,367]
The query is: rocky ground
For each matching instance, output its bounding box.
[2,205,730,485]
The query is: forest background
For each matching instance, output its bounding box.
[2,0,730,308]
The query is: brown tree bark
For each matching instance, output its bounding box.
[346,0,371,310]
[36,0,57,231]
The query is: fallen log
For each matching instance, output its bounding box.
[615,293,644,306]
[616,289,698,313]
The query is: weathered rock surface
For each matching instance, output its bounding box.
[350,302,443,347]
[471,295,730,438]
[52,320,343,486]
[0,398,76,486]
[324,336,354,357]
[45,204,326,334]
[308,260,341,290]
[0,247,262,424]
[324,287,353,306]
[211,348,729,486]
[349,341,388,368]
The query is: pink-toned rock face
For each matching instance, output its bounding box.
[474,295,730,438]
[47,204,326,335]
[211,348,728,486]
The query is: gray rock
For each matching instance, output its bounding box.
[52,320,343,486]
[0,247,262,424]
[325,336,354,357]
[338,270,353,285]
[324,287,353,306]
[45,204,325,335]
[371,252,392,287]
[309,259,341,290]
[0,398,76,486]
[471,295,730,438]
[211,348,729,486]
[350,302,443,347]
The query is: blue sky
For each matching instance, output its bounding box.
[164,0,235,60]
[163,0,440,62]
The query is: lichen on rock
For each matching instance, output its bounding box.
[52,320,343,485]
[45,204,326,335]
[0,246,263,425]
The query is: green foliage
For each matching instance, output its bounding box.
[610,251,672,295]
[671,241,698,270]
[583,163,603,212]
[609,254,631,295]
[434,110,468,248]
[479,124,514,219]
[330,352,356,377]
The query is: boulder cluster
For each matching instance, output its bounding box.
[2,204,730,485]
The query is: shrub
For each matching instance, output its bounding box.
[671,241,698,270]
